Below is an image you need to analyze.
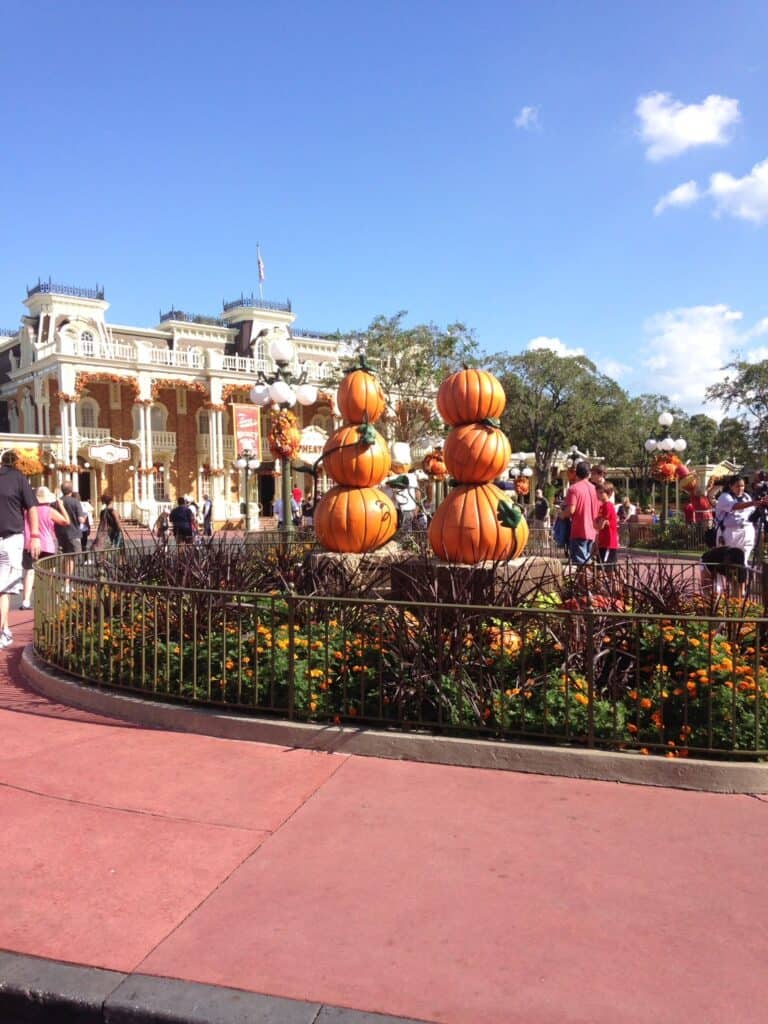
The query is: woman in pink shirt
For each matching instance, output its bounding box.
[20,486,69,610]
[595,482,619,566]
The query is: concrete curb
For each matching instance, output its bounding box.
[0,950,428,1023]
[20,646,768,794]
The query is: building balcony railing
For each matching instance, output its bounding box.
[149,348,204,369]
[151,431,177,451]
[74,427,111,443]
[74,339,136,361]
[0,327,18,338]
[158,310,230,327]
[27,278,105,300]
[221,355,338,383]
[221,294,292,313]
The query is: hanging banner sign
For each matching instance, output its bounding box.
[88,443,131,464]
[232,404,262,457]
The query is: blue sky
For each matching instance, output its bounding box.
[2,0,767,415]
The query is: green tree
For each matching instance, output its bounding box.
[341,312,478,442]
[705,359,768,462]
[488,349,630,489]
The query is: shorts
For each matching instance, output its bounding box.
[569,538,594,565]
[22,549,55,571]
[57,536,79,554]
[0,534,24,594]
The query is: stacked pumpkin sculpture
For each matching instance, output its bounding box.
[314,359,399,553]
[428,368,529,563]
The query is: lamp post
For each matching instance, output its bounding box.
[247,329,318,536]
[644,411,687,526]
[234,449,261,531]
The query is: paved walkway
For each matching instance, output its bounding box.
[2,607,768,1023]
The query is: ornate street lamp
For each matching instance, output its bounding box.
[644,412,687,525]
[234,449,261,531]
[247,329,318,536]
[509,452,534,502]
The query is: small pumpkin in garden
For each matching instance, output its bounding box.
[428,483,529,563]
[443,422,512,484]
[336,356,387,424]
[322,424,392,488]
[314,485,398,553]
[437,368,506,426]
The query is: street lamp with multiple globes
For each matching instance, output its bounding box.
[247,329,318,536]
[233,449,261,532]
[644,411,687,525]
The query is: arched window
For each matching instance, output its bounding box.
[80,330,95,357]
[132,403,168,434]
[76,397,99,429]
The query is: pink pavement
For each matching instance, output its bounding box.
[2,606,768,1024]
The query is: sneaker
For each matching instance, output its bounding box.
[19,602,31,611]
[0,630,13,649]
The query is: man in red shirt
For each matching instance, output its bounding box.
[562,461,601,564]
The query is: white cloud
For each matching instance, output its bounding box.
[641,304,745,413]
[600,359,633,380]
[636,91,740,161]
[653,179,702,215]
[526,335,584,357]
[709,157,768,223]
[746,345,768,363]
[514,105,540,130]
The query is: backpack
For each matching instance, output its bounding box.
[553,517,571,547]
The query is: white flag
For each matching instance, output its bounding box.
[257,248,265,283]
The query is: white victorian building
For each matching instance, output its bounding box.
[0,279,345,525]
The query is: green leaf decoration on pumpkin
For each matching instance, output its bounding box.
[357,423,377,446]
[385,474,410,490]
[497,499,523,529]
[479,418,501,428]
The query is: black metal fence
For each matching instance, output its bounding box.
[32,547,768,760]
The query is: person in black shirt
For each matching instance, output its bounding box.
[0,450,40,648]
[169,497,196,544]
[55,481,84,554]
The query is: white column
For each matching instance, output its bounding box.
[60,401,70,469]
[144,405,154,470]
[69,402,79,474]
[212,409,223,470]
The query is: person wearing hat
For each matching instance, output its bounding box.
[291,487,303,527]
[0,450,41,646]
[20,486,70,611]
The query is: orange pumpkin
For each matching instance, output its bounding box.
[314,485,398,553]
[322,425,391,487]
[337,368,387,424]
[428,483,529,563]
[443,423,511,484]
[514,476,530,497]
[437,369,506,426]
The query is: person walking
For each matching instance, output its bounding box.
[533,489,550,532]
[714,475,768,566]
[78,495,94,553]
[0,449,40,648]
[93,494,124,550]
[169,496,196,544]
[54,482,84,569]
[20,486,69,610]
[595,482,619,566]
[561,461,601,565]
[201,494,213,537]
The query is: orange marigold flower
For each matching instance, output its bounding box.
[627,723,638,734]
[640,697,652,710]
